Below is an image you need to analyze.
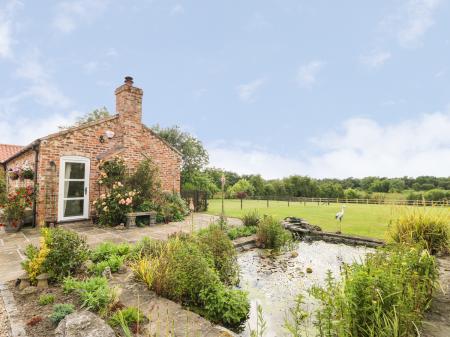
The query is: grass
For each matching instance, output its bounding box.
[206,199,450,239]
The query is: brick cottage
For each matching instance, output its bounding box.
[1,77,181,226]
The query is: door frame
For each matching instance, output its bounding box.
[58,156,90,222]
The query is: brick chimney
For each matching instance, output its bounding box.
[115,76,143,127]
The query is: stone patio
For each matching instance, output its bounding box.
[0,213,241,282]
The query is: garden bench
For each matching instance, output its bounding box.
[126,211,157,228]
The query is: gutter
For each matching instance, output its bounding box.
[32,140,40,227]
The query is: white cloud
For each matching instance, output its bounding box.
[170,4,184,16]
[53,0,109,33]
[208,109,450,178]
[0,0,23,58]
[360,50,391,68]
[296,60,325,88]
[0,111,82,145]
[397,0,442,47]
[14,52,71,108]
[237,78,266,102]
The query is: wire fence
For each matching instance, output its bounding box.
[213,196,450,207]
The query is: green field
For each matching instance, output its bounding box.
[206,199,450,239]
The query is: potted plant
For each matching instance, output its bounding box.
[21,167,34,180]
[1,186,34,232]
[8,167,21,180]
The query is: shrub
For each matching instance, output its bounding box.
[38,294,55,306]
[40,228,89,281]
[390,209,449,254]
[63,277,116,314]
[126,158,161,207]
[22,240,49,283]
[91,242,131,262]
[98,157,126,188]
[256,216,292,250]
[94,183,138,226]
[2,186,35,225]
[50,303,74,324]
[90,255,125,275]
[227,226,257,240]
[196,225,239,286]
[242,210,261,227]
[310,244,438,337]
[108,306,146,328]
[131,236,249,328]
[130,237,166,260]
[157,192,189,223]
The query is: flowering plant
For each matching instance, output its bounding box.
[1,186,35,227]
[94,182,138,226]
[8,162,34,180]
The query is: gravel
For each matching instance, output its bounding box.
[0,294,12,337]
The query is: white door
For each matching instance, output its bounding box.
[58,156,90,221]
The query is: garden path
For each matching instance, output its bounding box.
[0,213,241,283]
[422,255,450,337]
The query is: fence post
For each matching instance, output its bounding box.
[240,198,243,210]
[288,198,290,207]
[267,198,269,208]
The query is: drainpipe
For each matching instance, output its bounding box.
[32,140,41,227]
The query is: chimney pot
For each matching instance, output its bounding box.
[124,76,134,86]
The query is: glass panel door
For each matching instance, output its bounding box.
[59,157,90,221]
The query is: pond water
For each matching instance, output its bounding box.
[237,241,373,337]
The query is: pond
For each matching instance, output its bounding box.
[237,240,373,337]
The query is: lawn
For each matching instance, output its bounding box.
[206,199,450,239]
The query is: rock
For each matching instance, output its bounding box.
[81,260,94,273]
[36,273,49,289]
[102,266,112,279]
[55,310,115,337]
[117,265,127,274]
[306,267,313,274]
[115,223,125,230]
[19,273,30,290]
[20,286,38,295]
[290,251,299,258]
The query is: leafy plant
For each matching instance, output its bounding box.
[2,186,35,225]
[390,209,449,254]
[310,244,438,337]
[196,224,240,286]
[50,303,74,324]
[63,276,117,314]
[109,306,147,329]
[227,226,257,240]
[40,228,89,281]
[132,236,249,328]
[256,216,292,250]
[242,210,261,227]
[249,304,267,337]
[38,294,55,306]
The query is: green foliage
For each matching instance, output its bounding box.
[390,209,449,254]
[38,294,55,306]
[130,237,166,259]
[242,210,261,227]
[182,170,219,196]
[59,107,110,130]
[0,170,6,205]
[90,242,130,262]
[284,294,309,337]
[90,255,125,275]
[41,228,89,281]
[2,186,35,223]
[49,303,74,324]
[256,216,292,250]
[227,226,257,240]
[310,244,438,337]
[63,276,116,313]
[126,158,161,205]
[228,179,255,198]
[250,304,267,337]
[131,236,249,328]
[109,306,146,328]
[196,224,239,286]
[157,192,189,223]
[152,125,209,182]
[98,157,127,188]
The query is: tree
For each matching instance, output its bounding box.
[152,125,209,186]
[59,107,110,130]
[228,179,255,198]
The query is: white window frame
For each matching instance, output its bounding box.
[58,156,90,222]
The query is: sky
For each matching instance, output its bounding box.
[0,0,449,179]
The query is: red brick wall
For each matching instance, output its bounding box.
[5,116,181,226]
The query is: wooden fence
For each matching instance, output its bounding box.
[218,196,450,207]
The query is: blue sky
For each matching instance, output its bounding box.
[1,0,449,178]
